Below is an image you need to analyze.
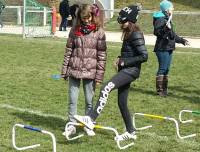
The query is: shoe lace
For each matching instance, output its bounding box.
[121,133,130,140]
[83,117,90,123]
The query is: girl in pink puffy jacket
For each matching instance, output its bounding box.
[61,3,107,136]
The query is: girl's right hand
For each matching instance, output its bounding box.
[61,74,68,80]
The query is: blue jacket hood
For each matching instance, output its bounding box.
[153,11,165,19]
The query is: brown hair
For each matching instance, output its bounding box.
[74,4,101,31]
[121,22,141,40]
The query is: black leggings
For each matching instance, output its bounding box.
[90,70,136,133]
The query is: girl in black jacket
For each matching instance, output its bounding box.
[74,5,148,141]
[59,0,70,31]
[153,0,189,96]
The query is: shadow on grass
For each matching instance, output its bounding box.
[11,112,114,145]
[130,86,200,104]
[11,111,66,131]
[170,86,200,96]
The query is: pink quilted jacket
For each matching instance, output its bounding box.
[61,27,107,83]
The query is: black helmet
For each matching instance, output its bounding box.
[117,5,142,24]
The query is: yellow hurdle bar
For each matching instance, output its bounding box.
[143,114,166,120]
[69,123,106,129]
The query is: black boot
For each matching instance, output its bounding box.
[156,75,165,97]
[163,75,168,96]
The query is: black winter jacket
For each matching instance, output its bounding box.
[59,0,70,18]
[153,11,185,52]
[119,31,148,78]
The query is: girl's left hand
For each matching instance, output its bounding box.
[113,58,119,71]
[182,39,190,46]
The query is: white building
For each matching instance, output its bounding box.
[70,0,114,19]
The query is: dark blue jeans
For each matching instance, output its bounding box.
[59,17,67,31]
[155,50,173,76]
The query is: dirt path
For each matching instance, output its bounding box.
[1,26,200,48]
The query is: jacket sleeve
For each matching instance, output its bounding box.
[95,29,107,83]
[121,32,148,67]
[154,18,172,39]
[61,29,74,77]
[175,34,185,44]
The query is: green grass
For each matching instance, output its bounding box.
[0,34,200,152]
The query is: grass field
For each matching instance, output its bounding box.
[0,34,200,152]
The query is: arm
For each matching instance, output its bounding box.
[120,32,148,67]
[174,34,189,45]
[95,29,107,83]
[61,29,74,78]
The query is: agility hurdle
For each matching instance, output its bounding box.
[12,124,56,152]
[133,113,196,139]
[64,122,134,150]
[179,110,200,123]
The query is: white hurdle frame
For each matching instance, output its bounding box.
[65,122,134,150]
[179,110,193,123]
[12,124,56,152]
[133,113,196,139]
[179,110,200,124]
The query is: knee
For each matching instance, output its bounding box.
[118,100,127,109]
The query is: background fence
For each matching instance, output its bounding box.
[1,6,200,37]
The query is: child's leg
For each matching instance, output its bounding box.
[82,79,95,115]
[68,77,81,122]
[74,71,134,129]
[118,84,136,133]
[90,71,135,121]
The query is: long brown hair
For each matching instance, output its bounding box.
[121,22,141,40]
[74,4,101,31]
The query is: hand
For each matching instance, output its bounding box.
[67,15,72,20]
[64,76,69,81]
[96,82,101,86]
[61,74,68,80]
[166,22,171,29]
[119,60,125,67]
[118,58,125,67]
[182,38,190,46]
[113,58,119,71]
[166,14,172,30]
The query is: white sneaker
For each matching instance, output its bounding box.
[62,125,76,136]
[115,131,137,141]
[74,115,95,130]
[84,127,95,136]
